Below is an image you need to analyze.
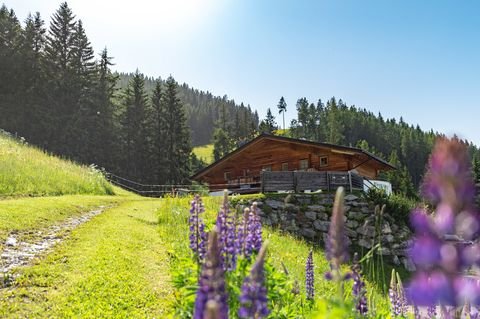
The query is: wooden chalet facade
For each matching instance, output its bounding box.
[191,134,395,192]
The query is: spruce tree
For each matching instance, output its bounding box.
[162,76,191,184]
[44,2,77,153]
[212,127,234,161]
[277,96,287,131]
[150,79,167,183]
[120,70,149,180]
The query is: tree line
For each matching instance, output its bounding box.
[0,2,259,185]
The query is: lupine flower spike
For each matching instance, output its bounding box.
[408,138,480,309]
[247,202,263,252]
[190,194,207,263]
[236,208,250,258]
[238,241,270,319]
[351,252,368,315]
[193,229,229,319]
[389,269,399,317]
[324,187,351,301]
[216,190,237,271]
[306,250,314,300]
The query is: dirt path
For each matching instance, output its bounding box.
[1,206,107,279]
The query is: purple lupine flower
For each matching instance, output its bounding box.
[190,194,207,262]
[194,229,229,319]
[408,138,480,308]
[326,187,349,268]
[351,253,367,315]
[427,303,437,318]
[235,208,251,258]
[396,272,408,317]
[216,190,237,271]
[389,269,399,316]
[248,202,263,252]
[238,242,270,319]
[305,250,314,300]
[325,187,350,282]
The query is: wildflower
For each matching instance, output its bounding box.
[190,194,207,262]
[351,253,367,315]
[216,190,236,271]
[194,229,229,319]
[325,187,350,282]
[238,242,270,319]
[389,269,407,317]
[235,207,250,257]
[306,250,314,300]
[408,138,480,308]
[247,202,263,252]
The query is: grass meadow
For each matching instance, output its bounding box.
[0,132,113,197]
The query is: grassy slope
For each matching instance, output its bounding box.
[1,198,171,318]
[192,144,214,164]
[0,132,113,196]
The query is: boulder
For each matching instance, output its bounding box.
[348,211,367,221]
[313,220,331,232]
[265,199,283,210]
[318,212,329,220]
[305,211,317,221]
[358,238,372,249]
[345,194,359,201]
[301,228,316,239]
[346,220,359,229]
[357,225,376,237]
[308,205,326,212]
[345,228,357,238]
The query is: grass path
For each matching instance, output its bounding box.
[0,198,172,318]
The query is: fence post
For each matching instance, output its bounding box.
[348,171,352,193]
[261,172,265,193]
[293,171,298,193]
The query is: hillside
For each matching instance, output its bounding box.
[192,143,214,164]
[0,130,113,197]
[116,72,259,146]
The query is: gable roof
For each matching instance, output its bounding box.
[191,133,395,180]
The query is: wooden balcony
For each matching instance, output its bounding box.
[224,171,364,194]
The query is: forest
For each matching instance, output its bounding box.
[1,2,479,195]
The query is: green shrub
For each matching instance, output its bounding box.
[363,188,417,226]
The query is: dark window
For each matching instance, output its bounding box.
[320,156,328,167]
[281,162,289,171]
[224,171,231,180]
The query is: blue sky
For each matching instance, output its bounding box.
[7,1,480,144]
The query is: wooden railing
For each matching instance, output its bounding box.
[261,171,364,193]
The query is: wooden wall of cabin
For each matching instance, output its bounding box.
[197,139,381,188]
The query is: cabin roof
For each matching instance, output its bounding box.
[191,133,396,180]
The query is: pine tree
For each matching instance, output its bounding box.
[120,70,149,180]
[277,96,287,131]
[43,2,77,153]
[259,108,276,133]
[213,127,234,161]
[0,5,23,133]
[150,79,167,183]
[162,76,192,184]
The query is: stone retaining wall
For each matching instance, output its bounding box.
[234,193,415,270]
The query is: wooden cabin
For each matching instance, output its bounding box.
[191,134,395,192]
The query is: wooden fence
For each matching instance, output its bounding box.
[261,171,364,193]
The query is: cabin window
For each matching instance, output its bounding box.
[281,162,289,171]
[299,159,309,170]
[224,171,231,181]
[262,165,272,172]
[320,156,328,167]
